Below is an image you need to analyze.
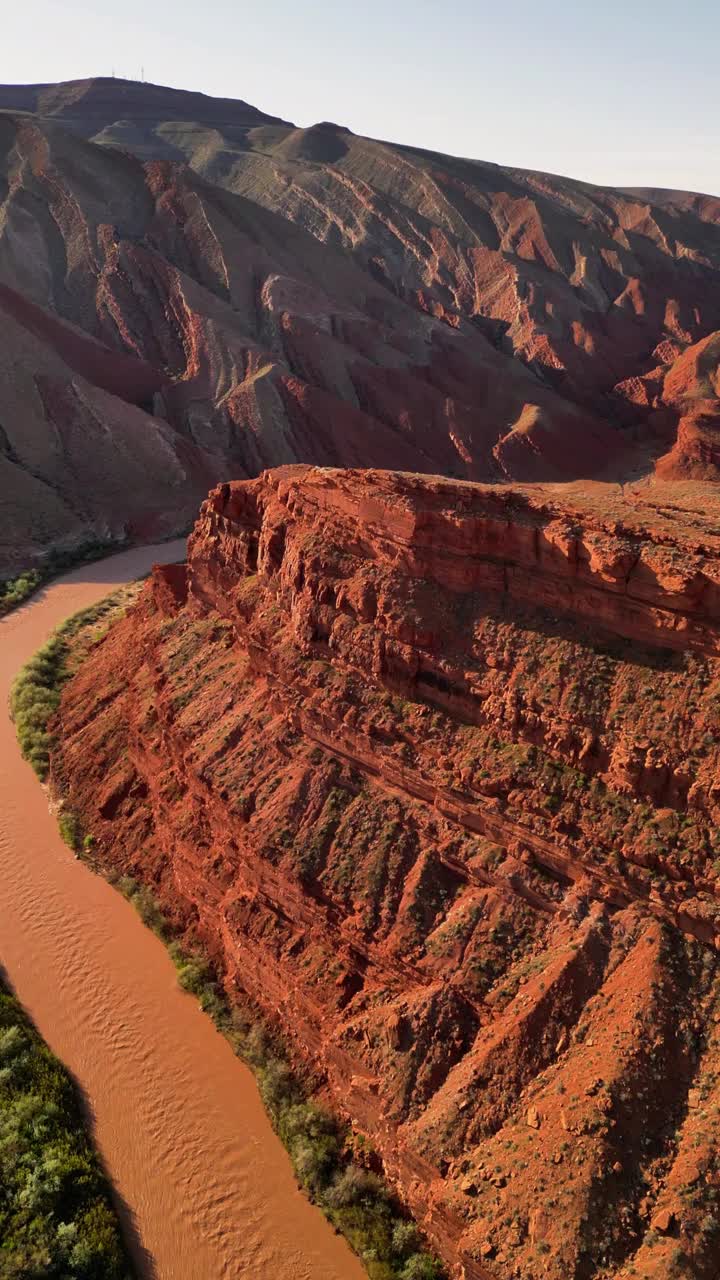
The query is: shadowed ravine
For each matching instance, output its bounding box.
[0,542,366,1280]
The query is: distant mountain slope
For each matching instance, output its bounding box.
[0,100,617,570]
[0,75,287,129]
[0,78,719,570]
[14,79,715,412]
[0,277,220,568]
[158,121,720,412]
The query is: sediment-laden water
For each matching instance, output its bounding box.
[0,543,365,1280]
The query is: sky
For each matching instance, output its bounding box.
[3,0,718,195]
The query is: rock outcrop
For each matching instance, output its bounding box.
[52,467,720,1280]
[620,331,720,481]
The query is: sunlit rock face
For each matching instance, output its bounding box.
[52,464,720,1280]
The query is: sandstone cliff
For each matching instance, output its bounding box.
[52,467,720,1279]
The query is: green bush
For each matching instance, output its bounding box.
[0,538,122,619]
[10,637,67,780]
[10,590,139,782]
[392,1222,421,1258]
[0,568,42,615]
[59,810,83,852]
[116,878,171,942]
[401,1256,443,1280]
[326,1164,385,1209]
[0,983,132,1278]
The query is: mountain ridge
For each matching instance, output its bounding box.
[0,75,289,129]
[0,76,718,574]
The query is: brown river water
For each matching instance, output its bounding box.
[0,542,366,1280]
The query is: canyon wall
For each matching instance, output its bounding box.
[52,467,720,1279]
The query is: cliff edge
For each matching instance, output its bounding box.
[51,467,720,1279]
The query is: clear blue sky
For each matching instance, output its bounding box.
[4,0,718,195]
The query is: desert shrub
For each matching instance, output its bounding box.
[10,588,141,782]
[10,637,67,779]
[326,1164,386,1209]
[0,537,122,619]
[0,568,42,615]
[401,1256,443,1280]
[392,1222,421,1257]
[0,983,132,1277]
[58,810,83,852]
[129,882,170,939]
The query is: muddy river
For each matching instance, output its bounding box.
[0,542,365,1279]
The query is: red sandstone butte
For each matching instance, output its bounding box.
[52,466,720,1280]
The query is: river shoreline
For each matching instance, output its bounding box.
[0,542,365,1280]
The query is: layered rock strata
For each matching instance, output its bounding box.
[52,467,720,1279]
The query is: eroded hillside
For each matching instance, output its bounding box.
[50,466,720,1279]
[0,102,612,570]
[2,78,720,571]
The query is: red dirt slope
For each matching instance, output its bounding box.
[52,467,720,1280]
